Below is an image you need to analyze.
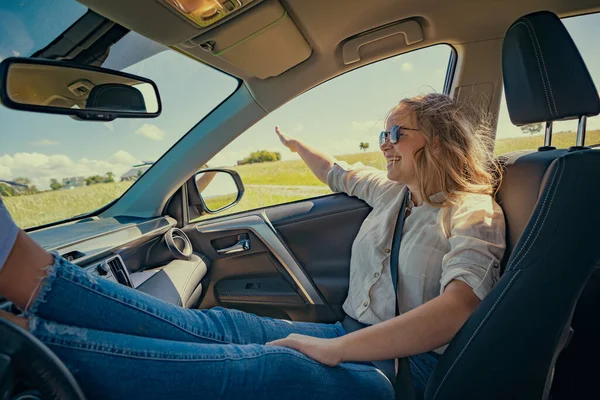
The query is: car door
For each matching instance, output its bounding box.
[183,192,370,322]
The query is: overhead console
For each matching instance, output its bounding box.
[79,0,312,79]
[186,0,312,78]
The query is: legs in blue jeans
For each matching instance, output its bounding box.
[22,255,437,399]
[409,351,441,400]
[25,255,394,399]
[30,316,393,399]
[27,255,346,346]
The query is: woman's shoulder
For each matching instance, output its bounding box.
[447,192,505,230]
[454,192,502,211]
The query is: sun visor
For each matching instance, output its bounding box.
[189,0,311,79]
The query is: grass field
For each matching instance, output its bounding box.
[4,182,133,229]
[191,186,332,222]
[494,129,600,155]
[5,129,599,229]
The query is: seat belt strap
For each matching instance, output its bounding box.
[391,189,416,400]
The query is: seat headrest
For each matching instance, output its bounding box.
[502,11,600,125]
[86,83,146,112]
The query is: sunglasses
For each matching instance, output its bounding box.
[379,125,419,147]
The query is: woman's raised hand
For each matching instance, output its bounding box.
[275,126,299,153]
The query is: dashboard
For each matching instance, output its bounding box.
[1,216,209,314]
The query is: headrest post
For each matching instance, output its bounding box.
[544,122,553,147]
[576,115,587,147]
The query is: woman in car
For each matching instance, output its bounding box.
[0,93,505,400]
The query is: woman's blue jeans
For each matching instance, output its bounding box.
[24,255,439,399]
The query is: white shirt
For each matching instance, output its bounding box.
[327,162,506,352]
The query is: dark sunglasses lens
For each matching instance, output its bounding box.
[379,131,386,146]
[390,126,400,143]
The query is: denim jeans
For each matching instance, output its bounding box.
[24,255,439,399]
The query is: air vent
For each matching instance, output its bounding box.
[62,250,86,262]
[106,256,132,287]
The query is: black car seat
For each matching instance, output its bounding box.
[422,11,600,400]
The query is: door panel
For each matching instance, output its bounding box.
[183,193,370,322]
[271,200,370,307]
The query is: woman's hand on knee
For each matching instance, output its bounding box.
[266,333,344,367]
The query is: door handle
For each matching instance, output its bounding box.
[216,238,250,255]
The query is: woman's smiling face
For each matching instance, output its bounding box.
[381,107,426,185]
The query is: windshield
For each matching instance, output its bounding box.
[0,1,238,229]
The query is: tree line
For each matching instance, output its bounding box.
[237,150,281,165]
[50,172,115,191]
[0,172,116,197]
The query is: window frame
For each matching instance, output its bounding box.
[182,44,458,225]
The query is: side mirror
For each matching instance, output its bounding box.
[193,169,244,214]
[0,57,161,121]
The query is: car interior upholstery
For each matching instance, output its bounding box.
[427,10,600,400]
[2,1,600,399]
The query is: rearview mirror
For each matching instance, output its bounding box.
[0,57,161,121]
[194,169,244,214]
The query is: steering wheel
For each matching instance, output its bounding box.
[0,317,86,400]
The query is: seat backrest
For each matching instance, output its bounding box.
[495,149,567,271]
[425,11,600,400]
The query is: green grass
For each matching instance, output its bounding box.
[232,152,386,187]
[494,129,600,155]
[191,186,332,222]
[5,129,598,229]
[4,182,133,229]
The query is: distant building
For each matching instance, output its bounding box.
[62,176,85,189]
[120,166,150,181]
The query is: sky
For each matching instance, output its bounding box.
[1,1,600,191]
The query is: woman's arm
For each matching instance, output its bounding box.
[276,126,336,184]
[267,280,480,366]
[0,230,53,312]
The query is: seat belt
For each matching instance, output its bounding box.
[388,190,416,400]
[341,189,415,399]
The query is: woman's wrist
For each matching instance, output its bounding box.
[332,336,349,364]
[289,138,301,153]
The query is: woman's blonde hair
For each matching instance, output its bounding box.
[388,93,499,207]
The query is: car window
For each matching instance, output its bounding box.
[0,1,239,229]
[495,13,600,155]
[197,45,452,220]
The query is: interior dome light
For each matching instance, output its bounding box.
[162,0,243,27]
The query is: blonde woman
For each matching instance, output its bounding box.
[0,93,505,400]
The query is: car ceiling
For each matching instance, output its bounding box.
[68,0,600,222]
[78,0,600,113]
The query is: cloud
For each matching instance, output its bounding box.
[31,139,59,147]
[135,124,165,141]
[293,123,304,132]
[104,122,115,131]
[0,150,141,190]
[110,150,139,166]
[401,62,414,72]
[12,50,20,57]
